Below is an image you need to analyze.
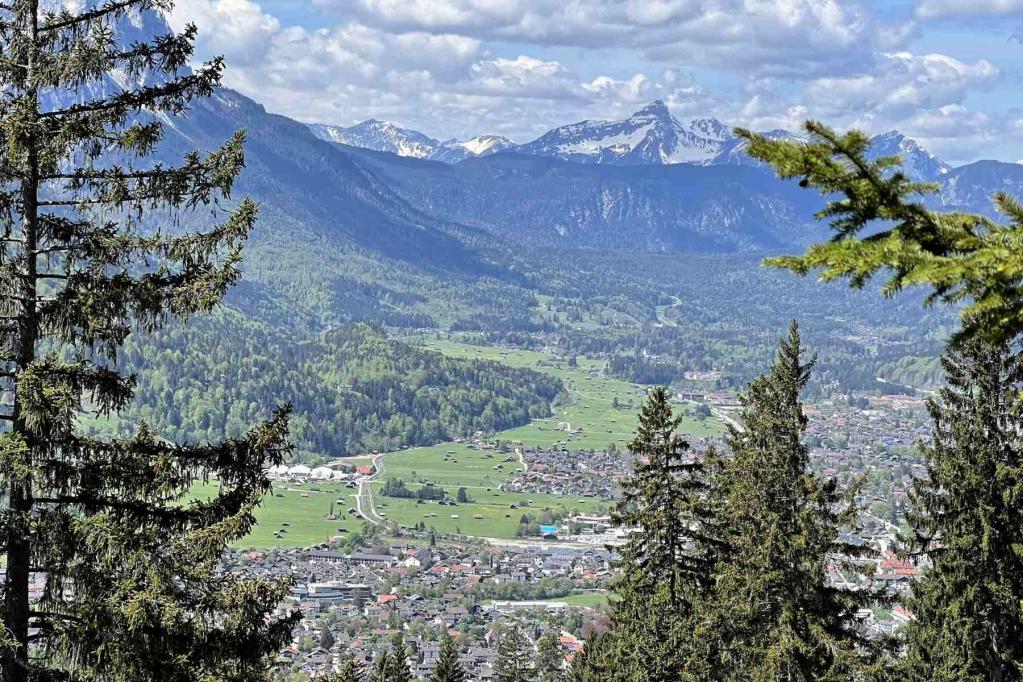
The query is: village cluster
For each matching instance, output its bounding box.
[224,389,937,680]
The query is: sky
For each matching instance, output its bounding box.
[167,0,1023,165]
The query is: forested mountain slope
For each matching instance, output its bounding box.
[83,318,561,462]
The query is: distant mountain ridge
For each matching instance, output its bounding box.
[511,100,737,166]
[308,120,514,163]
[312,100,954,182]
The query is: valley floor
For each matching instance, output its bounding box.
[201,339,727,548]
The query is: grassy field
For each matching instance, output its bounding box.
[419,339,724,451]
[561,592,610,608]
[205,339,725,547]
[486,592,610,610]
[372,491,607,538]
[192,481,362,549]
[366,340,723,537]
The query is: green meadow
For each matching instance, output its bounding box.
[366,340,723,537]
[192,481,361,549]
[418,339,724,451]
[205,339,725,547]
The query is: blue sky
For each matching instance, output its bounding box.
[169,0,1023,164]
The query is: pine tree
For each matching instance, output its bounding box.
[737,122,1023,345]
[431,633,467,682]
[900,337,1023,681]
[321,623,337,650]
[691,322,877,680]
[389,632,414,682]
[369,651,391,682]
[537,627,566,682]
[0,1,295,680]
[567,631,617,682]
[613,386,715,602]
[332,654,366,682]
[592,386,717,678]
[495,624,535,682]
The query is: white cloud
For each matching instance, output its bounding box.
[468,56,579,99]
[316,0,907,78]
[803,52,999,120]
[915,0,1023,19]
[169,0,279,66]
[164,0,1016,162]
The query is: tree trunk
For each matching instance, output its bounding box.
[3,4,38,680]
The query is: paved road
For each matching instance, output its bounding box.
[354,452,387,526]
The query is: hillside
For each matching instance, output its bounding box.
[86,317,562,462]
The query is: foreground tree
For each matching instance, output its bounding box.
[537,626,567,682]
[369,651,391,682]
[900,338,1023,681]
[737,123,1023,345]
[691,323,878,680]
[0,1,295,680]
[587,387,717,678]
[612,386,715,603]
[568,632,609,681]
[332,654,366,682]
[495,624,535,682]
[431,633,466,682]
[388,633,414,682]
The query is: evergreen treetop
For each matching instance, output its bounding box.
[537,626,567,682]
[612,385,716,607]
[388,632,414,682]
[431,633,467,682]
[369,651,391,682]
[332,653,366,682]
[738,122,1023,344]
[691,322,879,681]
[901,337,1023,680]
[495,623,535,682]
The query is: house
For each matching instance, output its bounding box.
[348,552,395,567]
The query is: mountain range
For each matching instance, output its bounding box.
[308,99,958,182]
[309,119,515,163]
[62,3,1023,459]
[87,7,1023,334]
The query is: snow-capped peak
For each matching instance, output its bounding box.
[869,130,951,181]
[459,134,514,156]
[309,120,514,163]
[308,119,440,159]
[510,101,735,166]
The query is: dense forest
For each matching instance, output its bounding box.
[81,316,562,462]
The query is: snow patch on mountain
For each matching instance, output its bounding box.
[868,130,951,182]
[309,120,440,159]
[511,100,735,166]
[309,121,514,163]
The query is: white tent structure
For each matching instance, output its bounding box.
[310,466,334,480]
[288,464,312,478]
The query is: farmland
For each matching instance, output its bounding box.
[210,339,726,546]
[364,339,724,537]
[191,481,361,549]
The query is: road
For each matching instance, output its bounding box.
[354,452,387,526]
[711,406,743,432]
[514,448,527,472]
